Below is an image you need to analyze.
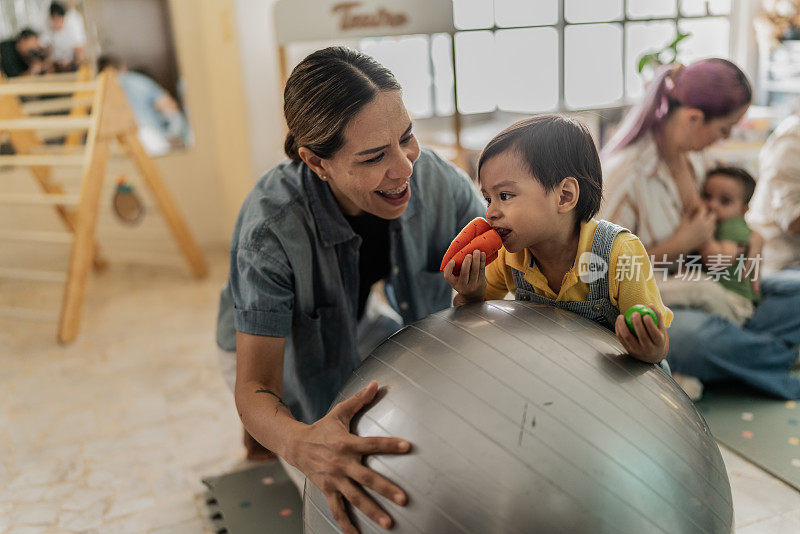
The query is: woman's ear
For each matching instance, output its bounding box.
[685,107,705,124]
[557,177,580,214]
[297,147,330,180]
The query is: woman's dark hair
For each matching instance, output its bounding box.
[283,47,401,161]
[706,165,757,204]
[49,1,66,17]
[477,114,603,223]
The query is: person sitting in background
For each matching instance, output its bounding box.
[98,55,190,155]
[40,1,87,72]
[602,58,800,402]
[747,114,800,275]
[700,166,763,318]
[0,28,48,78]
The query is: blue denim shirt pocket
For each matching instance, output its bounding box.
[293,306,343,378]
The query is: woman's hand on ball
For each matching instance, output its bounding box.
[443,249,487,305]
[290,380,409,533]
[614,305,669,364]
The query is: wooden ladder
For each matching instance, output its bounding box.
[0,68,208,343]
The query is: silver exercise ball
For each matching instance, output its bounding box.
[303,301,732,534]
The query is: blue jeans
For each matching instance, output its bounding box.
[667,269,800,399]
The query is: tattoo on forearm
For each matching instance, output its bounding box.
[256,388,288,415]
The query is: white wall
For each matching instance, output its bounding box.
[232,0,285,178]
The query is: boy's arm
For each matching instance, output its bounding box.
[484,248,510,301]
[611,234,673,327]
[610,234,672,363]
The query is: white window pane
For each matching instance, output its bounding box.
[627,0,676,19]
[432,33,455,115]
[565,0,622,24]
[455,31,496,113]
[678,18,730,64]
[625,21,676,99]
[495,28,558,112]
[360,36,433,118]
[681,0,731,16]
[565,23,623,108]
[453,0,493,30]
[495,0,558,27]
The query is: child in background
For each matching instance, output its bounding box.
[443,115,673,364]
[700,166,763,310]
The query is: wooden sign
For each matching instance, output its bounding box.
[274,0,455,44]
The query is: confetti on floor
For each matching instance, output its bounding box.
[698,380,800,491]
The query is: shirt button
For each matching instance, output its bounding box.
[399,301,409,310]
[593,304,602,311]
[392,266,399,275]
[520,295,530,301]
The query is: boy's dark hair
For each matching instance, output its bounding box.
[706,165,757,204]
[477,114,603,222]
[17,28,38,41]
[49,2,67,17]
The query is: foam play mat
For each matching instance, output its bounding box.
[697,383,800,491]
[203,461,303,533]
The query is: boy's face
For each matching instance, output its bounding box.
[480,150,562,254]
[702,173,748,221]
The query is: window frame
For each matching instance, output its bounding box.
[361,0,734,117]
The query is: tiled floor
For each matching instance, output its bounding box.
[2,251,800,533]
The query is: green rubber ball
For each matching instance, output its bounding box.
[624,304,657,336]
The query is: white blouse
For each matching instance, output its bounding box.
[600,133,707,249]
[747,114,800,274]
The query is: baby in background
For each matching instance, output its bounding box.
[700,166,763,310]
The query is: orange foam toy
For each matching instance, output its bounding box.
[440,217,503,275]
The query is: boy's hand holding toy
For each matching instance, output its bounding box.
[441,218,503,305]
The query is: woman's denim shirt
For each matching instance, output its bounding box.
[216,148,485,423]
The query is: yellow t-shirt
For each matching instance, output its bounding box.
[484,219,673,327]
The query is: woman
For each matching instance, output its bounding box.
[602,58,800,400]
[216,47,484,533]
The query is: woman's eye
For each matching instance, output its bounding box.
[363,153,384,164]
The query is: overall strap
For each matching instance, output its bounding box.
[587,220,629,301]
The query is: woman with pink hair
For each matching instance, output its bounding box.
[602,58,800,401]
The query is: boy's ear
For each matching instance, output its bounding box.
[556,176,580,214]
[298,147,330,180]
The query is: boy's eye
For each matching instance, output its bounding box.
[499,192,513,201]
[484,196,491,205]
[400,134,414,145]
